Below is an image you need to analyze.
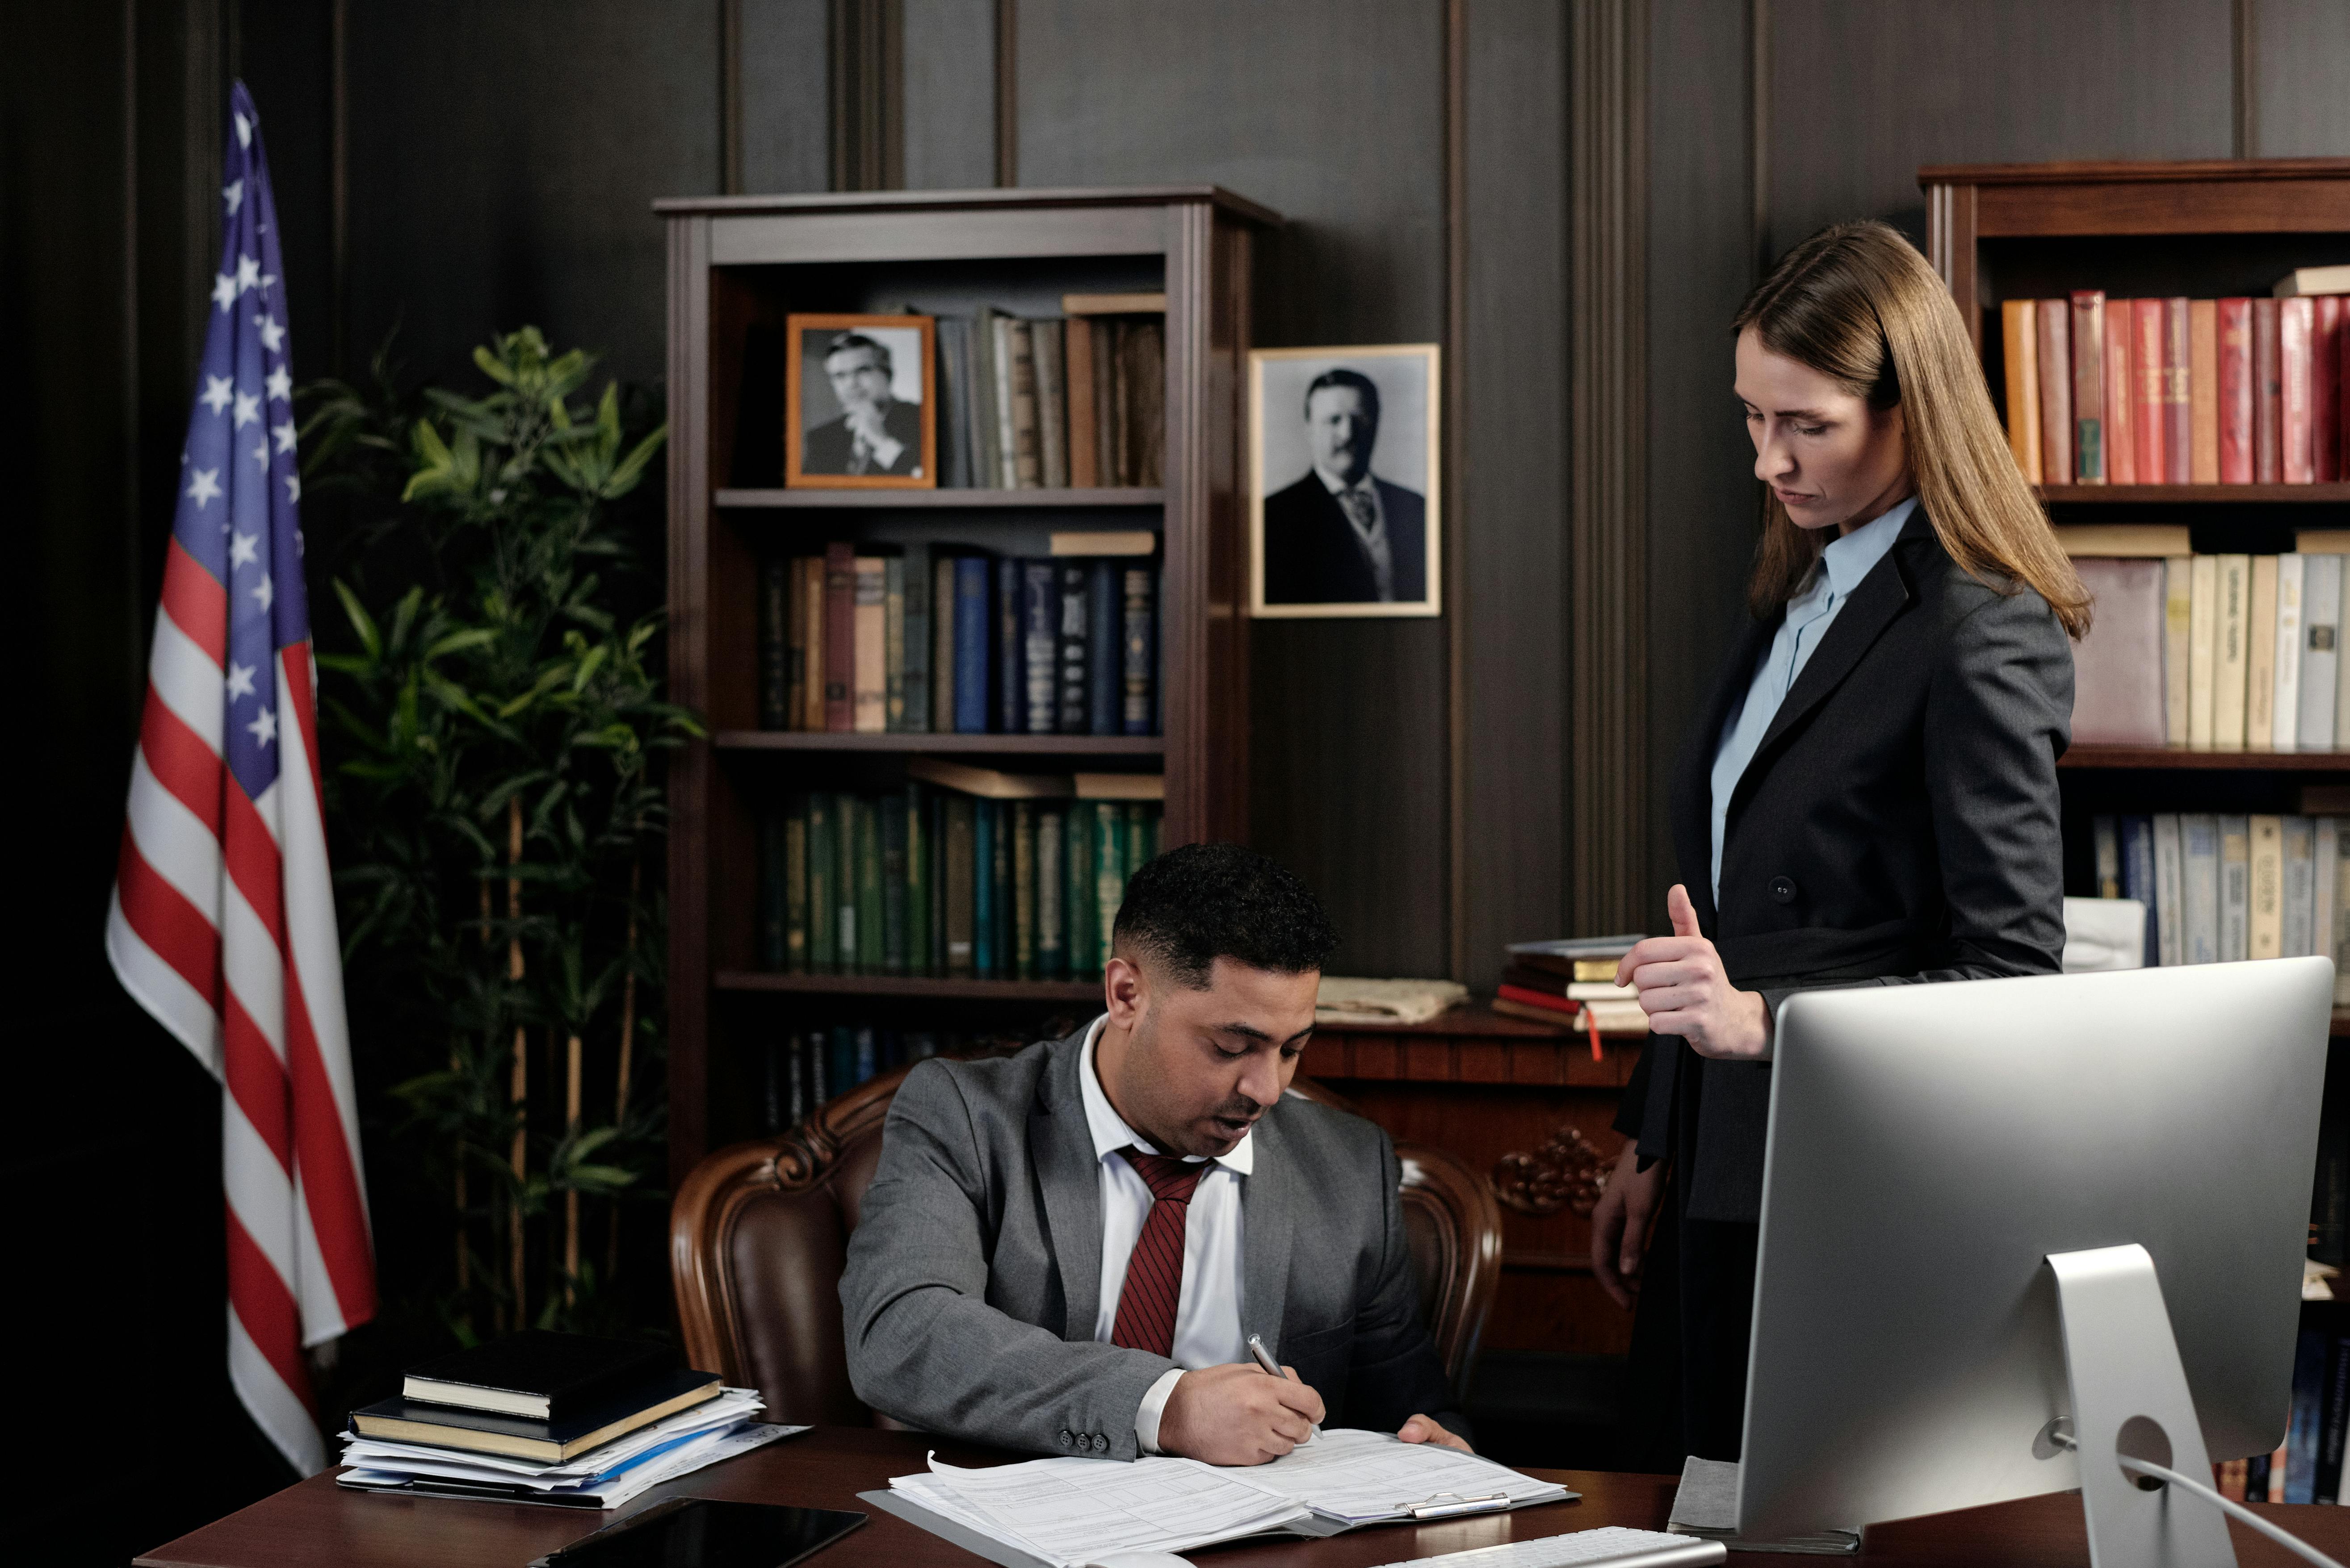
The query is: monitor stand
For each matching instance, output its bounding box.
[2047,1244,2237,1568]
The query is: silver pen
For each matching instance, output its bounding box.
[1245,1333,1319,1443]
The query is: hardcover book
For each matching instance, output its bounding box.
[2256,298,2283,483]
[2303,553,2343,750]
[2068,558,2165,745]
[2220,298,2255,484]
[2164,557,2193,744]
[2162,297,2193,482]
[2036,298,2073,484]
[2135,298,2168,484]
[2284,297,2316,485]
[2275,553,2305,750]
[401,1333,684,1422]
[2191,298,2220,483]
[2104,297,2136,483]
[354,1368,720,1463]
[2002,299,2040,481]
[2070,289,2105,481]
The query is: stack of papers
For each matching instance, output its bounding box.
[336,1387,804,1510]
[878,1430,1574,1568]
[1665,1457,1858,1555]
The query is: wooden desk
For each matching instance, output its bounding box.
[136,1425,2350,1568]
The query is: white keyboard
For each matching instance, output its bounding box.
[1373,1526,1727,1568]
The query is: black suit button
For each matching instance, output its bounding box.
[1058,1429,1074,1448]
[1769,876,1797,904]
[1092,1433,1108,1452]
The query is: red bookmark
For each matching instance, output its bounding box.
[1584,1006,1603,1063]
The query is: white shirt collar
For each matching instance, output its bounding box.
[1077,1015,1255,1175]
[1313,464,1376,499]
[1817,493,1917,600]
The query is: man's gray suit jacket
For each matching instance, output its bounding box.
[839,1025,1462,1459]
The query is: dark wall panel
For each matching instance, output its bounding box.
[741,0,831,194]
[2255,0,2350,158]
[1644,0,1757,919]
[1016,0,1450,977]
[344,0,722,391]
[1460,0,1567,985]
[1766,0,2234,254]
[904,0,997,190]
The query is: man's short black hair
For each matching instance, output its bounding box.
[1303,368,1380,424]
[1112,841,1339,989]
[825,330,893,378]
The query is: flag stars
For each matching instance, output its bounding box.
[223,178,244,216]
[252,438,271,470]
[212,273,237,314]
[235,254,261,294]
[255,315,285,354]
[246,706,276,748]
[229,532,259,570]
[272,420,297,453]
[252,574,274,613]
[187,469,222,509]
[226,661,257,701]
[201,376,234,415]
[265,366,292,403]
[285,474,302,505]
[233,390,261,428]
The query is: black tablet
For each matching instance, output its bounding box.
[531,1499,867,1568]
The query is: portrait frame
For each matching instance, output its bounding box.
[1248,343,1443,619]
[783,312,938,489]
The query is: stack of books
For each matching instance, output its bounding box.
[2087,812,2350,995]
[1998,268,2348,487]
[336,1331,797,1509]
[758,532,1159,737]
[1494,936,1649,1036]
[756,763,1163,981]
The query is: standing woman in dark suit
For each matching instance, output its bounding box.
[1587,220,2092,1465]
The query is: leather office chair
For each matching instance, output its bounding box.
[670,1059,1503,1426]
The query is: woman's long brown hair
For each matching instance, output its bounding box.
[1735,220,2091,639]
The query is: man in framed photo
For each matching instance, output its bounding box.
[1260,369,1427,605]
[803,331,924,477]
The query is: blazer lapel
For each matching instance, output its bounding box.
[1239,1107,1294,1358]
[1030,1033,1104,1342]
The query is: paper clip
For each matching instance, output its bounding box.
[1400,1492,1511,1520]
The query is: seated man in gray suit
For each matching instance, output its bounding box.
[842,843,1468,1466]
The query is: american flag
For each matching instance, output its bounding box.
[105,80,375,1477]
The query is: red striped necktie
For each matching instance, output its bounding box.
[1109,1148,1210,1358]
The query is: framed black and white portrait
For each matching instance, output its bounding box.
[1248,344,1441,618]
[785,313,936,488]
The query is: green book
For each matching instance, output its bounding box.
[1037,807,1065,980]
[1013,801,1037,981]
[905,782,930,974]
[884,555,907,731]
[1067,805,1096,977]
[991,797,1013,979]
[785,795,809,974]
[944,794,976,976]
[881,793,909,975]
[835,794,861,973]
[807,793,836,973]
[856,795,884,976]
[1128,803,1156,872]
[973,799,996,978]
[757,810,786,969]
[1093,801,1124,961]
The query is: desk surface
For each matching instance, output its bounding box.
[137,1426,2350,1568]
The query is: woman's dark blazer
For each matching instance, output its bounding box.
[1617,506,2075,1223]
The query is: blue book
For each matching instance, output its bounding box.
[997,559,1023,734]
[1024,561,1058,734]
[2119,815,2157,968]
[954,556,990,732]
[853,1026,878,1087]
[828,1027,856,1103]
[2288,1328,2327,1502]
[973,799,996,977]
[1087,560,1119,734]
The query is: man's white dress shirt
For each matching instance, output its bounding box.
[1076,1014,1251,1452]
[1315,464,1396,601]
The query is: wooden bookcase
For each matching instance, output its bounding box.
[1923,159,2350,1033]
[657,188,1279,1182]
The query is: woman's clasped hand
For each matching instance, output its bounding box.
[1615,884,1772,1060]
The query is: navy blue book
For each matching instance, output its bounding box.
[1024,561,1058,734]
[973,799,996,976]
[954,556,991,732]
[2119,814,2157,968]
[1086,560,1119,734]
[996,559,1023,734]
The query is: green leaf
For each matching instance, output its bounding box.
[603,423,667,499]
[424,627,498,661]
[472,344,517,386]
[333,580,382,661]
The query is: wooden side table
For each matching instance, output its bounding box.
[1308,1006,1645,1356]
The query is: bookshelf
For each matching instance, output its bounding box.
[659,187,1278,1181]
[1925,159,2350,1041]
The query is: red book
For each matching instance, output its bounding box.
[2255,298,2283,484]
[2313,294,2342,483]
[2037,299,2073,484]
[2134,298,2168,484]
[823,540,856,732]
[2283,296,2316,484]
[2069,290,2106,481]
[2104,298,2137,483]
[2219,298,2254,483]
[2342,297,2350,486]
[1497,983,1580,1017]
[2162,297,2193,484]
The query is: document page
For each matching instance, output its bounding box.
[906,1455,1308,1567]
[1253,1428,1574,1522]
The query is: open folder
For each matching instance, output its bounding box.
[863,1429,1575,1568]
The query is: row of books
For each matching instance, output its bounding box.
[1490,935,1649,1035]
[2069,535,2350,750]
[762,1025,943,1132]
[2216,1314,2350,1505]
[936,295,1166,489]
[1998,275,2349,486]
[755,765,1164,980]
[2088,813,2350,998]
[757,535,1158,735]
[341,1332,782,1509]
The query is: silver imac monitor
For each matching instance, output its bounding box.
[1736,957,2333,1557]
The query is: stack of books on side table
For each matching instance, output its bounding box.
[337,1330,803,1509]
[1496,936,1651,1042]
